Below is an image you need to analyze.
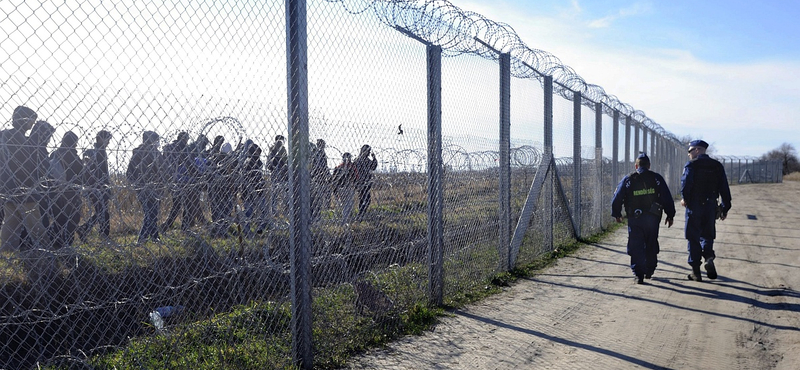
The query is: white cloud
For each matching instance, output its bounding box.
[588,1,653,28]
[570,0,582,13]
[564,47,800,156]
[453,1,800,157]
[587,16,614,29]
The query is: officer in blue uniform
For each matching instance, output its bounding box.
[681,140,732,281]
[611,152,676,284]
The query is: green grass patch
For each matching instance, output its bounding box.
[89,301,295,370]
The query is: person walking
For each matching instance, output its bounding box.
[76,130,113,242]
[267,135,288,217]
[185,134,211,228]
[207,141,238,237]
[0,107,53,252]
[353,144,377,218]
[611,152,676,284]
[681,140,732,282]
[332,152,358,225]
[160,131,192,232]
[311,139,331,221]
[240,143,269,236]
[126,131,166,244]
[47,131,84,249]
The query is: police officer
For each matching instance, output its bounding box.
[681,140,732,282]
[611,152,676,284]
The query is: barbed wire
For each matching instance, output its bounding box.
[326,0,683,146]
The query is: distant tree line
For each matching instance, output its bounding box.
[676,135,798,175]
[761,143,800,175]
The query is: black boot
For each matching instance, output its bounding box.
[704,258,718,279]
[687,265,703,282]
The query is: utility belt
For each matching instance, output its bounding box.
[697,193,719,206]
[629,202,663,219]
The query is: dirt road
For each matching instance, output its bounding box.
[347,182,800,369]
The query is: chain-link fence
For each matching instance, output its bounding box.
[717,155,784,184]
[0,1,783,369]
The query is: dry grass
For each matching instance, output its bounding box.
[783,172,800,181]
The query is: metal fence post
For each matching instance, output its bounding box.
[633,120,640,158]
[738,159,742,184]
[427,44,444,306]
[594,102,603,230]
[650,129,656,160]
[544,75,554,252]
[675,143,682,191]
[499,53,511,271]
[656,135,663,173]
[624,116,631,169]
[612,110,619,189]
[652,133,659,169]
[641,127,648,154]
[572,92,582,239]
[286,0,312,368]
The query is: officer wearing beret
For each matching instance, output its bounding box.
[611,152,676,284]
[681,140,732,282]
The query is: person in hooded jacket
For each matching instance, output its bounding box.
[208,140,238,237]
[310,139,331,221]
[126,131,166,244]
[183,133,211,229]
[240,143,269,236]
[332,152,358,224]
[47,131,84,249]
[353,144,378,218]
[160,131,192,232]
[76,130,113,241]
[0,107,53,252]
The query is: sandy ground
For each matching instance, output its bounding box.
[346,181,800,370]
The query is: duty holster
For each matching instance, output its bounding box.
[648,202,663,217]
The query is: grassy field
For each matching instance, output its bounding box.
[1,167,612,369]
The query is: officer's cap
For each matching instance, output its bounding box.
[688,140,708,149]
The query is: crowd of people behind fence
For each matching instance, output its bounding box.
[0,105,378,251]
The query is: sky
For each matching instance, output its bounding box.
[2,0,797,161]
[456,0,800,157]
